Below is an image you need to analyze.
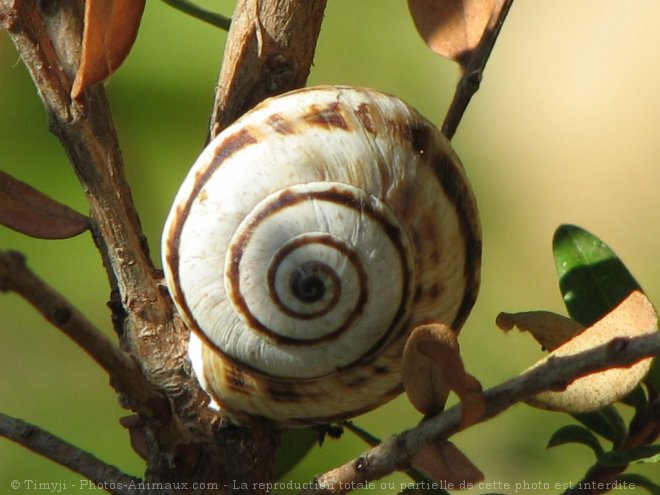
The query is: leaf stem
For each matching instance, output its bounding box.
[442,0,514,139]
[343,421,381,447]
[161,0,231,30]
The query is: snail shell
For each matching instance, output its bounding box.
[162,85,481,426]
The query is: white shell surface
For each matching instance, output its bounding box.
[162,85,481,424]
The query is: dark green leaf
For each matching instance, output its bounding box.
[547,425,604,456]
[616,474,660,495]
[597,445,660,467]
[620,386,647,410]
[274,428,318,479]
[573,406,627,448]
[553,224,642,326]
[646,358,660,392]
[638,453,660,463]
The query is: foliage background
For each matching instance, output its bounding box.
[1,1,659,493]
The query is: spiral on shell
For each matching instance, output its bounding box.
[162,85,481,426]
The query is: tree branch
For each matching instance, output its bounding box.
[1,0,210,467]
[2,0,313,490]
[1,0,172,342]
[441,0,514,139]
[0,250,163,407]
[2,0,200,432]
[0,412,140,495]
[299,332,660,495]
[208,0,327,136]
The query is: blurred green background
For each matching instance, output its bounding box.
[2,1,660,493]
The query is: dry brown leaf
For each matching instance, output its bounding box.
[527,290,658,413]
[71,0,146,98]
[402,323,484,427]
[407,0,496,65]
[496,310,585,351]
[412,440,484,487]
[119,414,149,460]
[0,171,89,239]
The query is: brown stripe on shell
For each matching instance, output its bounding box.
[226,186,409,354]
[412,283,424,304]
[302,101,349,130]
[409,121,481,330]
[222,362,252,395]
[428,282,441,299]
[355,103,377,134]
[265,113,295,135]
[373,365,390,375]
[283,383,404,426]
[202,342,404,424]
[266,235,362,321]
[165,127,259,322]
[263,383,304,402]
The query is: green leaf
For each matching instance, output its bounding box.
[547,424,604,456]
[637,452,660,464]
[620,385,647,410]
[274,428,318,479]
[616,474,660,495]
[646,358,660,392]
[573,406,627,448]
[597,445,660,467]
[552,224,642,326]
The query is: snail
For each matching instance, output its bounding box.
[162,85,481,426]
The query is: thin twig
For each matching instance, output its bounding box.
[0,412,140,495]
[441,0,514,139]
[298,332,660,495]
[0,250,165,411]
[161,0,231,30]
[343,421,381,447]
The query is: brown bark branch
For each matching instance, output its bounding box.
[0,250,162,407]
[209,0,327,137]
[0,412,140,495]
[441,0,514,140]
[2,0,326,491]
[1,0,192,454]
[299,333,660,495]
[1,0,172,351]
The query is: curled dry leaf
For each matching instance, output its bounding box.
[0,171,89,239]
[526,291,658,413]
[411,440,483,487]
[119,414,149,460]
[407,0,496,65]
[402,323,484,427]
[496,310,585,351]
[71,0,146,98]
